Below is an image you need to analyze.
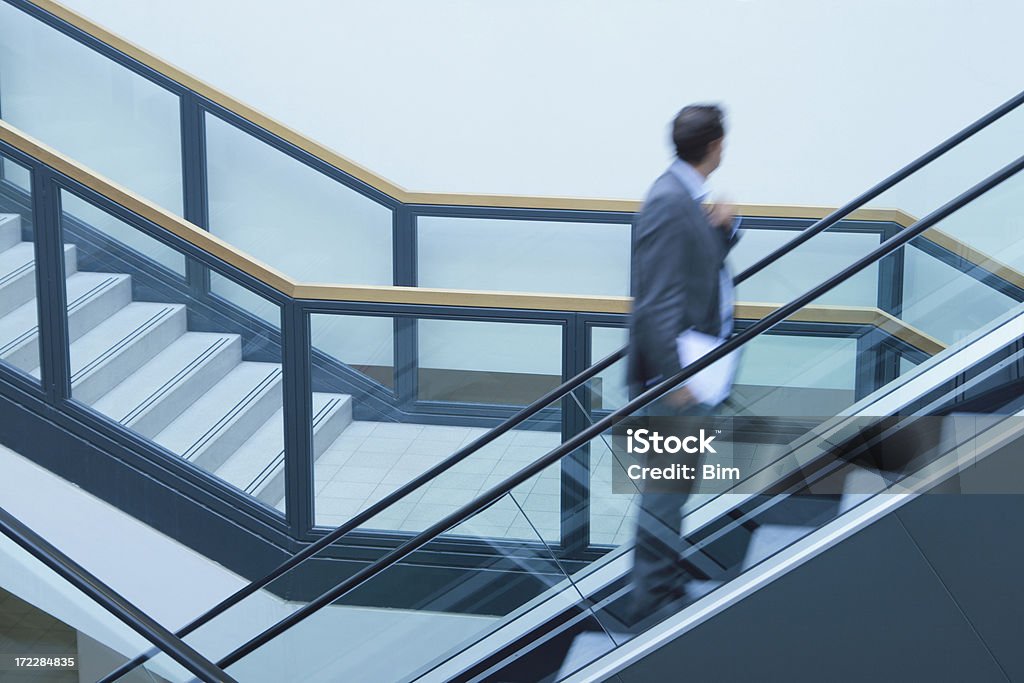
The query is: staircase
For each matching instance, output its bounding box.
[0,213,354,509]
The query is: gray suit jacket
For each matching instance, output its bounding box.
[627,170,739,396]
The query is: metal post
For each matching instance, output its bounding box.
[393,206,417,408]
[282,302,315,537]
[874,222,906,385]
[180,92,211,305]
[30,166,72,404]
[560,314,590,555]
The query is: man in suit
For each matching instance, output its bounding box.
[624,103,740,628]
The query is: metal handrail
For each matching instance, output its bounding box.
[0,506,235,683]
[213,154,1024,671]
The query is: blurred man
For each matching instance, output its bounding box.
[625,103,740,628]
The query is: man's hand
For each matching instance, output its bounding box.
[706,200,736,231]
[665,385,697,409]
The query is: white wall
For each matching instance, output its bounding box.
[52,0,1024,206]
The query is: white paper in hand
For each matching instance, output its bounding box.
[675,330,737,406]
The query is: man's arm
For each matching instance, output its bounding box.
[634,199,693,381]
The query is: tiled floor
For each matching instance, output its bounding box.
[312,421,792,547]
[314,421,563,542]
[0,588,77,682]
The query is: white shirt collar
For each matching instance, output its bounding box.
[669,159,710,202]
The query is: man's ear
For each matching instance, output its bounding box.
[707,138,724,158]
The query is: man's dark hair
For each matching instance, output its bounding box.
[672,104,725,164]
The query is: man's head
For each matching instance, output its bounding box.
[672,104,726,175]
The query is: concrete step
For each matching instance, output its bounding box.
[0,272,132,373]
[65,272,134,341]
[0,243,77,318]
[742,524,814,571]
[216,392,353,505]
[154,362,283,474]
[60,302,187,404]
[90,332,242,438]
[0,215,21,251]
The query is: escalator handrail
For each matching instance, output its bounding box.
[0,506,236,683]
[96,88,1024,682]
[213,154,1024,672]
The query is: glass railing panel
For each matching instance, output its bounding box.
[204,113,394,294]
[56,188,288,516]
[898,172,1024,347]
[417,215,631,295]
[869,101,1024,220]
[226,493,603,683]
[310,311,564,535]
[0,2,183,215]
[0,527,202,682]
[589,325,629,412]
[112,479,607,682]
[731,332,860,416]
[309,310,399,529]
[417,317,563,405]
[62,192,186,277]
[0,153,40,383]
[733,225,882,306]
[901,243,1020,345]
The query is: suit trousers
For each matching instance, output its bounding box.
[626,400,715,630]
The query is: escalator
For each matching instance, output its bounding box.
[77,101,1024,681]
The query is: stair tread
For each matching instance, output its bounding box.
[154,361,284,459]
[90,331,240,424]
[0,242,36,279]
[0,272,131,357]
[0,244,77,319]
[0,241,76,277]
[0,215,19,251]
[216,393,352,495]
[62,301,185,380]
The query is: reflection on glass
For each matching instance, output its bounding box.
[227,492,600,683]
[417,318,562,405]
[205,114,393,289]
[590,326,629,411]
[418,216,631,295]
[870,103,1024,220]
[0,3,183,214]
[732,334,858,417]
[310,312,563,535]
[733,228,880,306]
[0,155,40,382]
[308,312,397,529]
[58,190,286,513]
